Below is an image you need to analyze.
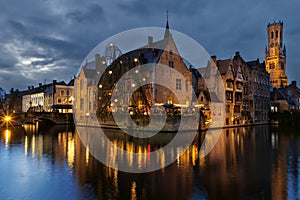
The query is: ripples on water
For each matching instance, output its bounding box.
[0,124,299,200]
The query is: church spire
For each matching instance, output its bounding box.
[164,11,170,38]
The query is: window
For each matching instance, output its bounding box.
[66,90,70,96]
[169,61,174,68]
[58,98,62,103]
[270,63,275,69]
[226,81,233,88]
[226,91,233,101]
[176,79,181,90]
[234,105,240,113]
[237,72,243,79]
[271,31,274,39]
[60,90,64,96]
[226,105,230,113]
[185,80,188,92]
[276,30,278,38]
[80,80,84,90]
[80,98,84,110]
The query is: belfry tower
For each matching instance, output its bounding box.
[265,21,288,88]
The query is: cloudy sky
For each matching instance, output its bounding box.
[0,0,299,91]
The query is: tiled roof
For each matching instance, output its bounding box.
[216,59,232,75]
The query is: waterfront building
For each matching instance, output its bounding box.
[96,19,201,118]
[214,57,241,126]
[213,52,270,126]
[265,21,288,88]
[4,80,74,113]
[74,54,106,123]
[44,80,74,113]
[246,59,270,122]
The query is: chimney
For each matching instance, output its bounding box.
[53,80,57,85]
[148,36,153,46]
[235,51,240,57]
[31,86,34,90]
[39,83,42,87]
[28,86,31,90]
[291,81,297,88]
[211,55,217,63]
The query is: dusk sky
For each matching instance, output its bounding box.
[0,0,299,91]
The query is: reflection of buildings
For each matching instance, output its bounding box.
[2,124,299,199]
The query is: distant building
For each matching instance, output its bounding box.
[271,81,300,112]
[265,21,288,88]
[44,80,74,113]
[5,80,74,113]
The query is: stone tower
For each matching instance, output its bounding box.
[265,21,288,88]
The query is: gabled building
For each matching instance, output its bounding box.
[74,54,106,123]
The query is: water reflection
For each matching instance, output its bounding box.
[0,124,299,199]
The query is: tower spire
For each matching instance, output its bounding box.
[164,10,170,38]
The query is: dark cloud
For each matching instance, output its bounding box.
[0,0,299,91]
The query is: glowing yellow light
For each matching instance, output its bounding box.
[99,84,103,88]
[108,70,113,74]
[135,69,139,73]
[131,83,136,87]
[102,60,106,64]
[130,111,134,115]
[4,116,11,122]
[134,58,138,62]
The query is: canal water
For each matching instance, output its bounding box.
[0,124,299,200]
